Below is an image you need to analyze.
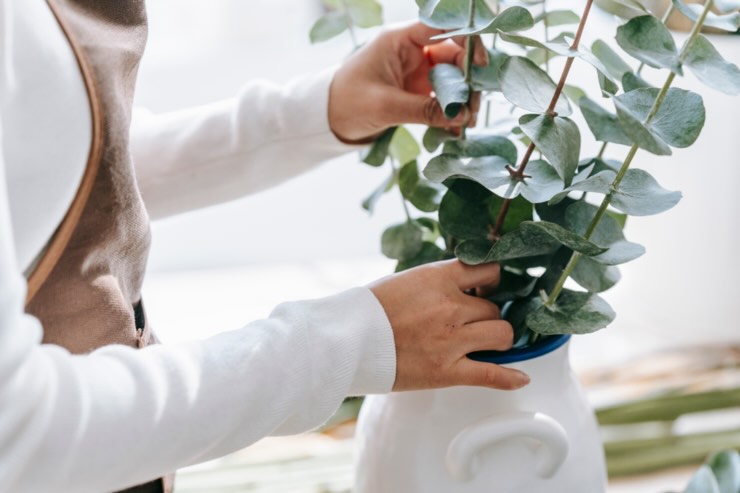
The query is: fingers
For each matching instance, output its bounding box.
[383,90,472,128]
[459,320,514,352]
[460,295,501,323]
[425,38,488,67]
[444,260,501,292]
[453,359,531,390]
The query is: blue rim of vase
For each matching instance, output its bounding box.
[467,334,571,365]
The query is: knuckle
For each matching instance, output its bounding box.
[422,97,441,125]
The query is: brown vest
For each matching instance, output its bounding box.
[26,1,169,491]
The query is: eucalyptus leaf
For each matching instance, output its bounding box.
[438,179,492,239]
[418,0,495,29]
[481,226,562,261]
[615,87,706,149]
[565,200,624,247]
[430,64,469,119]
[563,85,587,105]
[707,450,740,493]
[571,256,621,293]
[581,97,633,146]
[616,15,681,73]
[488,268,538,304]
[344,0,383,27]
[390,126,421,165]
[611,168,682,216]
[442,134,518,162]
[424,154,512,189]
[500,56,572,116]
[672,0,740,32]
[361,127,396,166]
[517,160,565,203]
[519,114,581,186]
[591,40,633,80]
[423,127,457,152]
[381,221,424,260]
[520,221,608,256]
[592,239,646,265]
[684,35,740,96]
[455,238,495,264]
[309,11,348,44]
[431,6,535,38]
[549,170,616,204]
[527,289,616,335]
[362,171,395,213]
[535,9,580,27]
[395,241,445,272]
[622,71,653,92]
[472,49,510,91]
[714,0,740,13]
[399,160,444,213]
[683,466,721,493]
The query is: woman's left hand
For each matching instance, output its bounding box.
[328,22,487,143]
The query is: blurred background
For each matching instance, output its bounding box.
[135,1,740,491]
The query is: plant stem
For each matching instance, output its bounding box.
[490,0,595,239]
[596,141,608,159]
[462,0,478,140]
[543,0,551,73]
[340,0,359,49]
[543,0,713,307]
[389,158,413,221]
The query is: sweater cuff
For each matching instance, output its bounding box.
[288,67,364,157]
[346,287,397,396]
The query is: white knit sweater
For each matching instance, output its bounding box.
[0,2,396,492]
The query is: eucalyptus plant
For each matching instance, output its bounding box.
[311,0,740,348]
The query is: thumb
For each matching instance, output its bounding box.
[385,89,470,128]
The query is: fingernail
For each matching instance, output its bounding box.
[513,370,531,388]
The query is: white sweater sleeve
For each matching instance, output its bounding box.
[131,68,358,220]
[0,113,396,492]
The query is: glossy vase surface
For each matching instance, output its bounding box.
[354,336,606,493]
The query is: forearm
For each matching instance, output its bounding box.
[131,68,357,220]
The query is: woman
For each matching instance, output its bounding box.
[0,1,529,491]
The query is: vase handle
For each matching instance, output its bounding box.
[445,411,569,482]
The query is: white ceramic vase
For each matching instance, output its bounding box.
[354,336,606,493]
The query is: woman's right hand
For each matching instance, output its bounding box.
[368,260,531,392]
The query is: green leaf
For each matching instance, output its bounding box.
[549,170,616,204]
[399,160,444,212]
[309,11,348,44]
[527,289,616,335]
[488,267,538,304]
[500,56,572,116]
[470,227,561,262]
[390,126,421,165]
[684,35,740,96]
[438,179,492,240]
[615,87,706,150]
[571,256,621,293]
[517,160,565,203]
[362,171,395,213]
[591,40,633,80]
[417,0,495,29]
[395,241,445,272]
[580,97,633,146]
[361,127,396,166]
[535,9,580,27]
[683,465,721,493]
[346,0,384,28]
[429,64,469,119]
[442,134,518,162]
[519,114,581,186]
[622,71,653,92]
[381,221,424,260]
[611,168,682,216]
[520,221,608,256]
[672,0,740,32]
[593,239,645,265]
[422,127,457,152]
[455,238,495,265]
[431,6,535,38]
[607,0,650,14]
[707,450,740,493]
[564,200,624,247]
[424,154,512,190]
[616,15,681,73]
[471,49,510,91]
